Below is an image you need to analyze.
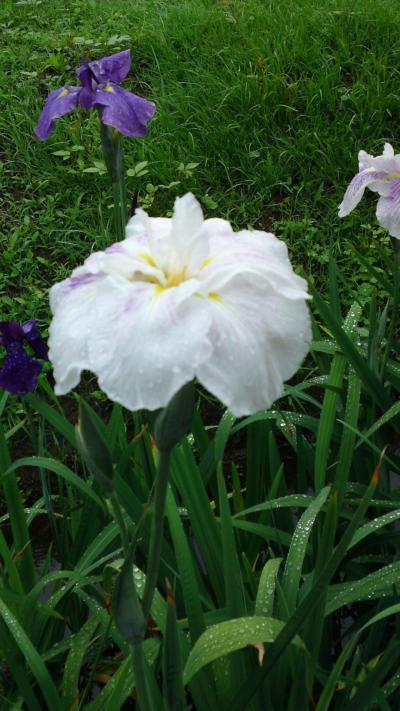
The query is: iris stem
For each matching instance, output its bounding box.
[100,121,127,242]
[112,173,127,242]
[380,237,400,380]
[142,449,171,620]
[130,643,154,711]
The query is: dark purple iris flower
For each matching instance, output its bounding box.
[0,320,48,395]
[34,49,156,141]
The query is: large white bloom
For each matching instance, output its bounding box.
[339,142,400,238]
[49,193,311,416]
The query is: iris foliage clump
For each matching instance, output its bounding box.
[1,0,400,709]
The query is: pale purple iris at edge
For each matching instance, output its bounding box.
[0,320,48,395]
[339,143,400,238]
[34,49,156,140]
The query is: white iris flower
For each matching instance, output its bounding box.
[49,193,311,416]
[339,142,400,238]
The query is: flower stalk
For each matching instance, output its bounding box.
[130,643,154,711]
[142,381,196,618]
[100,122,127,241]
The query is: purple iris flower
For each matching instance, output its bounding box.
[0,320,48,395]
[34,49,156,141]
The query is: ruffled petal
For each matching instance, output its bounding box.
[34,86,80,140]
[48,272,107,394]
[376,179,400,238]
[170,193,209,273]
[202,217,234,239]
[126,195,210,277]
[86,235,165,284]
[338,169,388,217]
[0,343,42,395]
[93,84,156,137]
[49,254,212,408]
[358,143,400,173]
[196,232,311,416]
[86,279,212,410]
[48,232,170,395]
[126,211,173,274]
[87,50,131,84]
[200,229,306,298]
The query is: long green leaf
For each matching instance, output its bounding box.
[166,488,206,643]
[4,457,103,508]
[217,466,246,617]
[166,489,219,709]
[315,634,359,711]
[281,486,331,615]
[356,400,400,448]
[0,616,42,711]
[231,519,293,548]
[85,639,160,711]
[314,353,346,490]
[310,286,394,414]
[348,509,400,549]
[314,303,361,489]
[26,393,76,447]
[334,365,361,507]
[233,494,313,519]
[214,410,236,462]
[345,639,400,711]
[230,470,378,708]
[170,441,224,603]
[255,558,282,617]
[326,561,400,614]
[0,424,35,591]
[163,583,185,711]
[183,617,304,685]
[0,595,62,709]
[62,617,99,709]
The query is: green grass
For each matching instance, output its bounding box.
[1,0,400,328]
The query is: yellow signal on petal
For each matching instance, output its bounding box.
[153,284,165,298]
[104,85,115,93]
[58,89,70,98]
[200,256,213,270]
[208,292,223,303]
[139,252,157,268]
[165,269,187,288]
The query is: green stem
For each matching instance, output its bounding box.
[130,643,154,711]
[380,237,400,380]
[111,172,127,242]
[109,492,130,557]
[100,122,127,241]
[142,449,171,619]
[0,422,35,591]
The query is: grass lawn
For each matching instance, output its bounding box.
[1,0,400,328]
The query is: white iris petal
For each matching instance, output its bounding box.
[49,192,311,415]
